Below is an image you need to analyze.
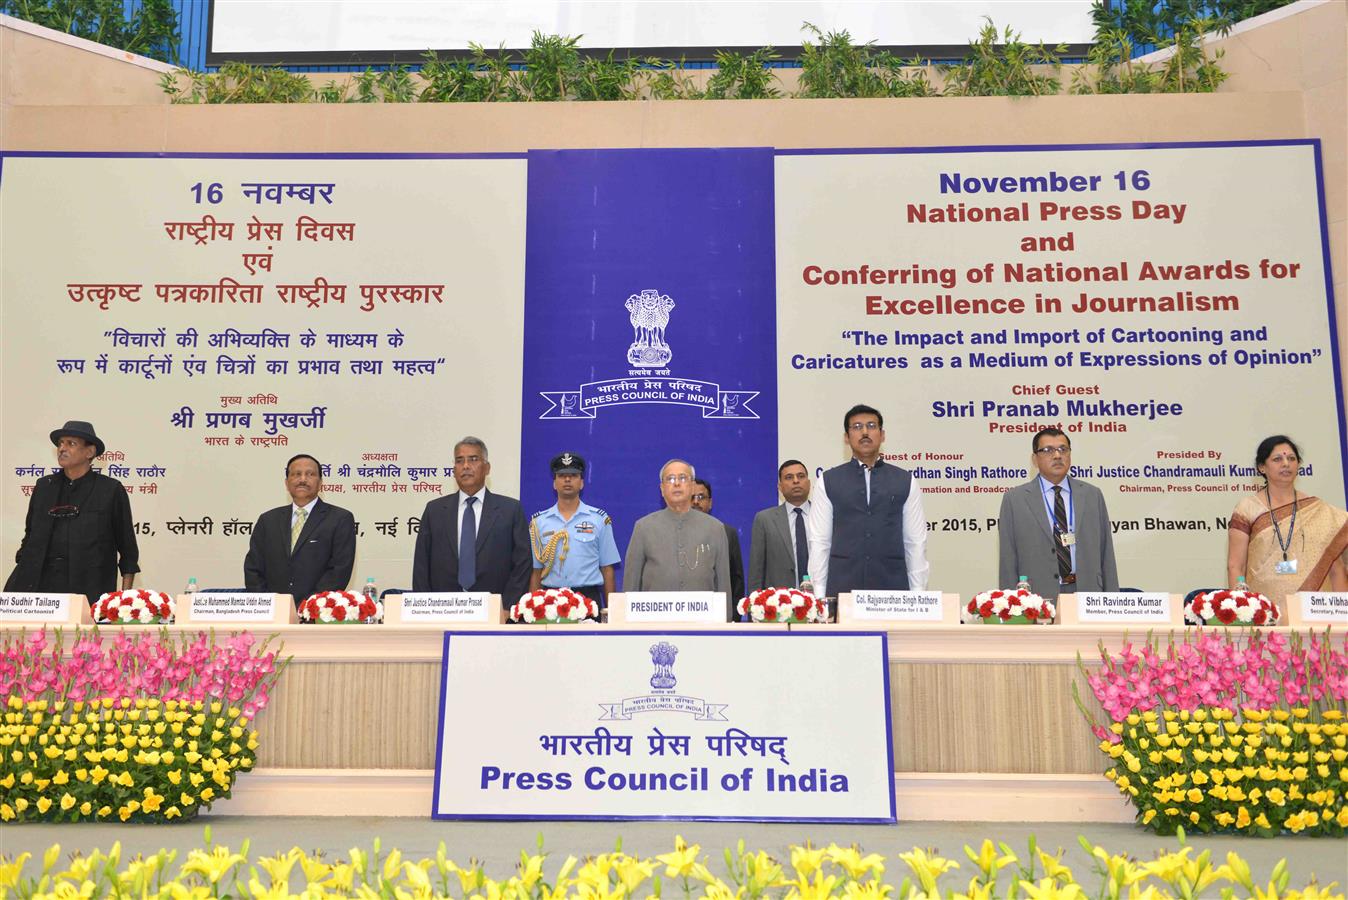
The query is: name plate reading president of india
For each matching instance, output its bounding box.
[432,632,895,822]
[617,592,725,624]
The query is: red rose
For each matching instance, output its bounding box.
[1252,609,1267,625]
[967,600,977,613]
[794,605,809,621]
[1235,595,1249,607]
[332,605,347,621]
[1215,606,1237,624]
[979,601,995,617]
[990,591,1004,600]
[998,608,1012,620]
[1025,607,1039,621]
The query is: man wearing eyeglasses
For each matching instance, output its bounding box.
[690,478,745,603]
[412,436,531,610]
[4,420,139,606]
[997,427,1119,599]
[623,459,732,617]
[807,404,928,599]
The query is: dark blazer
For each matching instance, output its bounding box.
[5,471,140,604]
[244,498,356,603]
[748,503,804,593]
[997,476,1119,599]
[725,522,746,602]
[412,489,531,606]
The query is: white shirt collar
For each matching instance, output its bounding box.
[292,498,319,516]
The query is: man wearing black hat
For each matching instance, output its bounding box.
[5,420,140,605]
[528,452,620,605]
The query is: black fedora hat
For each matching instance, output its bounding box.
[50,420,106,457]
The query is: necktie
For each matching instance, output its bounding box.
[793,507,809,585]
[290,507,307,552]
[459,496,477,590]
[1052,486,1072,580]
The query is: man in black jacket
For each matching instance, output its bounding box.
[412,436,530,608]
[244,453,356,605]
[5,420,140,605]
[691,477,746,603]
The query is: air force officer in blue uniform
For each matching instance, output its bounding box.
[529,452,620,604]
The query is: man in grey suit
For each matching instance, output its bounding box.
[748,460,813,593]
[412,436,531,608]
[997,427,1119,599]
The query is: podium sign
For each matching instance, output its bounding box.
[1062,592,1177,625]
[385,593,502,624]
[0,592,89,625]
[612,592,725,624]
[432,631,895,822]
[1290,592,1348,625]
[841,591,949,624]
[178,592,295,624]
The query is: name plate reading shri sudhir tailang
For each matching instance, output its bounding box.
[1074,592,1174,624]
[0,592,77,624]
[847,591,944,622]
[186,592,283,622]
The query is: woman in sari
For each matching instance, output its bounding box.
[1227,435,1348,599]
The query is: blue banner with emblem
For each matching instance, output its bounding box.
[520,149,779,588]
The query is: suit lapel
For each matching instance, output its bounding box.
[475,491,497,551]
[772,505,794,560]
[446,493,461,564]
[1022,481,1054,541]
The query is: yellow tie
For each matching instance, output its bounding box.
[291,507,307,551]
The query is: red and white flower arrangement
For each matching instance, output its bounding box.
[736,588,826,623]
[961,587,1055,624]
[299,590,382,624]
[1185,588,1280,626]
[95,589,175,624]
[509,588,599,624]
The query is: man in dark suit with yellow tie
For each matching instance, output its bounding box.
[244,453,357,605]
[412,436,531,608]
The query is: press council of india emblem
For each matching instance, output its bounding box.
[626,289,675,367]
[539,287,758,421]
[649,641,678,690]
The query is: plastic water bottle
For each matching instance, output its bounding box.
[184,576,198,594]
[800,573,814,595]
[362,577,378,624]
[1017,574,1030,592]
[1235,575,1246,589]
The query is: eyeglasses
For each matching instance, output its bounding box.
[1034,445,1071,456]
[48,505,80,519]
[662,474,690,484]
[690,493,708,502]
[848,422,881,432]
[454,455,483,466]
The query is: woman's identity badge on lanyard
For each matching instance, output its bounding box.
[1268,487,1299,574]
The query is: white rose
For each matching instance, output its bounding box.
[1235,603,1255,623]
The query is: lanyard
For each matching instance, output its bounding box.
[1266,487,1298,560]
[1042,479,1074,533]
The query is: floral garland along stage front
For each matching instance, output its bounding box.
[1185,588,1280,626]
[298,590,381,624]
[509,588,599,624]
[961,587,1055,624]
[1077,629,1348,836]
[0,627,285,823]
[95,589,175,625]
[737,588,825,623]
[2,831,1342,899]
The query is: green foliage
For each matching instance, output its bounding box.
[941,18,1065,97]
[1075,0,1242,95]
[703,47,782,100]
[159,62,316,104]
[2,0,179,62]
[155,4,1296,105]
[796,23,936,99]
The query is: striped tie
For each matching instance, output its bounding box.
[291,507,307,552]
[1052,486,1072,580]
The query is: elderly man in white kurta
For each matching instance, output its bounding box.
[623,459,732,618]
